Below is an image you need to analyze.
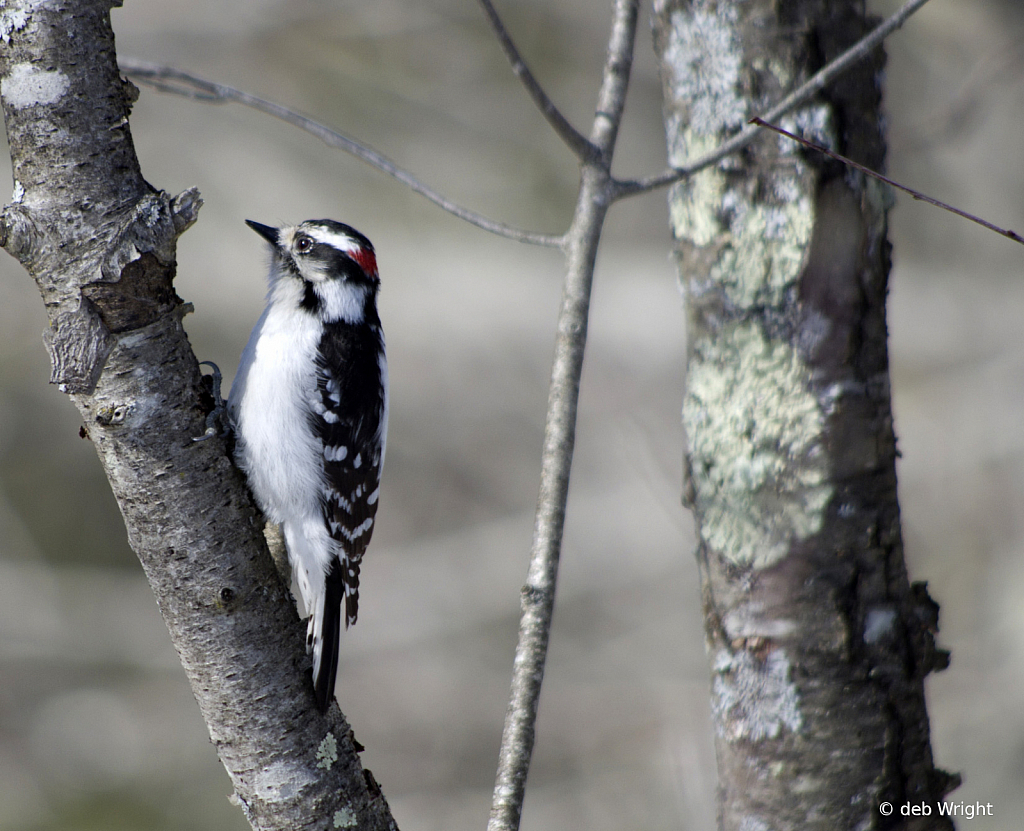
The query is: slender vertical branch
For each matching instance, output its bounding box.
[487,5,638,830]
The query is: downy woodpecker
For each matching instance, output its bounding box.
[229,219,388,712]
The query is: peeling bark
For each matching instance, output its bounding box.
[653,1,957,828]
[0,2,397,829]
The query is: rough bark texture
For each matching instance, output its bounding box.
[0,2,397,829]
[653,1,958,828]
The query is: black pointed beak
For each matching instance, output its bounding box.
[245,220,280,247]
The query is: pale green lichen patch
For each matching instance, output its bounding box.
[316,733,338,770]
[669,160,727,248]
[670,165,814,310]
[684,321,831,568]
[717,187,812,309]
[663,5,745,138]
[333,807,357,828]
[712,648,803,741]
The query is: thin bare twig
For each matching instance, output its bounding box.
[751,117,1024,246]
[486,4,638,830]
[119,58,564,249]
[476,0,600,163]
[612,0,934,198]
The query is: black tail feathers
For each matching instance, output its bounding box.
[314,563,346,712]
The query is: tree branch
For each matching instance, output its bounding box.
[475,0,600,162]
[486,4,638,830]
[612,0,934,198]
[118,58,564,249]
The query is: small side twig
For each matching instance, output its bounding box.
[751,117,1024,247]
[476,0,600,163]
[119,58,563,249]
[612,0,934,198]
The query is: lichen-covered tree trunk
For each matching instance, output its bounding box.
[652,1,958,828]
[0,2,396,829]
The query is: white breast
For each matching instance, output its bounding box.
[228,297,325,526]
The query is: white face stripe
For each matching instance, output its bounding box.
[302,225,365,256]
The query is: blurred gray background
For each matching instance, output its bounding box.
[1,0,1023,828]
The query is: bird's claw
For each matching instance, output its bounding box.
[193,360,230,442]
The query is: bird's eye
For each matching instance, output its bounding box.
[295,235,313,254]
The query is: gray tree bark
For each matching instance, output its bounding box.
[653,1,958,828]
[0,2,397,829]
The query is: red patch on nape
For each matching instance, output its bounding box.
[352,247,378,278]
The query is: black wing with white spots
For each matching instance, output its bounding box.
[312,319,386,628]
